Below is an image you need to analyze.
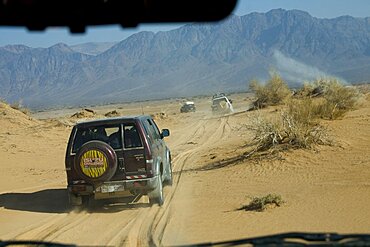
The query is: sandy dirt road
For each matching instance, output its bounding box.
[1,93,370,246]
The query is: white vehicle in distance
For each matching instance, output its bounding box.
[180,101,196,113]
[211,94,234,114]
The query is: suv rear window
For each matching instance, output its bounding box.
[72,125,122,153]
[124,125,143,148]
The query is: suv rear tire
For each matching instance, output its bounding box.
[148,175,164,206]
[163,153,173,186]
[68,193,92,210]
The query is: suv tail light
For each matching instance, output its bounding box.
[144,142,154,177]
[146,159,154,177]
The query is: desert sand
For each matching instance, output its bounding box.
[0,91,370,246]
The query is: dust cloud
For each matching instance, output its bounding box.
[273,50,347,84]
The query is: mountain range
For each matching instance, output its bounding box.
[70,42,117,56]
[1,8,370,109]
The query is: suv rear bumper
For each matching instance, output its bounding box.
[68,175,159,198]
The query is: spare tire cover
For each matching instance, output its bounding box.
[75,140,117,183]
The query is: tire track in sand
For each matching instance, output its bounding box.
[103,118,208,246]
[5,115,230,246]
[13,212,90,241]
[123,116,230,246]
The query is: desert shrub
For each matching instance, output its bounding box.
[299,78,359,119]
[238,194,284,212]
[286,98,321,125]
[248,101,330,153]
[151,111,168,120]
[249,72,291,108]
[294,81,316,97]
[355,84,370,94]
[105,110,120,117]
[286,115,326,148]
[71,109,96,119]
[248,114,283,152]
[9,101,31,115]
[321,80,358,119]
[246,78,356,157]
[10,101,21,110]
[281,110,330,148]
[20,108,31,115]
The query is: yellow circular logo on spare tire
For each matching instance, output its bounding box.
[80,149,108,178]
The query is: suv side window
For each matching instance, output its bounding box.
[147,119,160,140]
[141,121,152,143]
[142,118,157,142]
[149,119,161,138]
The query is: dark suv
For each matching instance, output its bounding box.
[180,101,196,113]
[65,115,172,207]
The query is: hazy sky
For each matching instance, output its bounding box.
[0,0,369,48]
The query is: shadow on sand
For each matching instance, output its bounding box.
[0,189,150,214]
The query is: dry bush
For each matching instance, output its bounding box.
[302,79,359,119]
[105,110,120,117]
[238,194,284,212]
[20,108,31,115]
[71,109,96,119]
[245,78,356,157]
[9,101,21,110]
[9,101,31,115]
[286,98,319,124]
[288,108,330,147]
[249,72,291,108]
[281,111,330,149]
[151,112,168,120]
[248,114,283,152]
[321,81,358,119]
[355,84,370,94]
[248,103,330,153]
[294,82,316,97]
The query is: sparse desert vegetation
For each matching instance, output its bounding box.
[9,100,31,116]
[104,110,120,117]
[247,77,360,157]
[296,78,359,119]
[249,72,291,109]
[238,194,284,212]
[248,109,330,154]
[70,108,96,119]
